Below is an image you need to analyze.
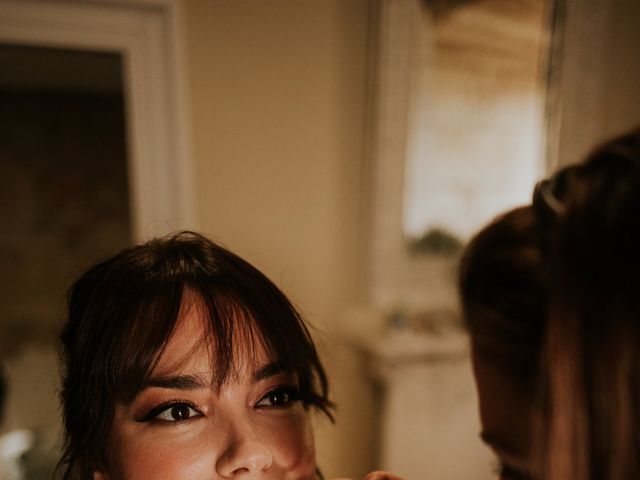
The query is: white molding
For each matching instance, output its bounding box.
[0,0,197,242]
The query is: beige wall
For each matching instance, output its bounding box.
[183,1,374,477]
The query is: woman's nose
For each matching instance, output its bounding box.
[216,432,273,477]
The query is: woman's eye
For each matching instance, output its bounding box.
[150,402,203,422]
[255,386,300,408]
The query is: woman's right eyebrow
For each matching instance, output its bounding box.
[142,374,208,391]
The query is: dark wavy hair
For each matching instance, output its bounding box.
[58,231,333,479]
[460,129,640,480]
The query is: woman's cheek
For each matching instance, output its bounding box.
[112,424,216,480]
[108,406,317,480]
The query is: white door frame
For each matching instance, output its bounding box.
[0,0,196,241]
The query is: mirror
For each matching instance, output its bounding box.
[403,0,555,253]
[368,0,561,307]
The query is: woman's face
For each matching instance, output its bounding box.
[471,343,534,480]
[97,300,317,480]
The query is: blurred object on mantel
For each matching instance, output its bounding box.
[339,305,467,365]
[0,429,33,480]
[369,307,468,380]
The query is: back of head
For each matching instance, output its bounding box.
[460,129,640,480]
[539,130,640,480]
[460,205,545,378]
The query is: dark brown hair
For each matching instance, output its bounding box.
[459,205,546,377]
[58,231,333,479]
[460,129,640,480]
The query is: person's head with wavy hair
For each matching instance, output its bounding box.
[58,231,333,480]
[460,129,640,480]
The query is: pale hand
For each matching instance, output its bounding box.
[331,471,404,480]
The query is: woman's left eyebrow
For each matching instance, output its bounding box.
[141,364,286,390]
[142,374,208,391]
[252,362,285,382]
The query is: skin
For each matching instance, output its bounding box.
[471,342,534,480]
[95,297,317,480]
[331,473,402,480]
[332,472,403,480]
[362,472,403,480]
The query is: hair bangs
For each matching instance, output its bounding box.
[189,281,326,406]
[110,282,186,403]
[191,274,332,419]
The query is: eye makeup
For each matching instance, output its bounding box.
[254,384,301,408]
[137,399,204,424]
[133,377,300,424]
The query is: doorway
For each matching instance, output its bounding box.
[0,1,193,477]
[0,43,131,479]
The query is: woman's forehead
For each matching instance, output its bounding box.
[151,296,271,378]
